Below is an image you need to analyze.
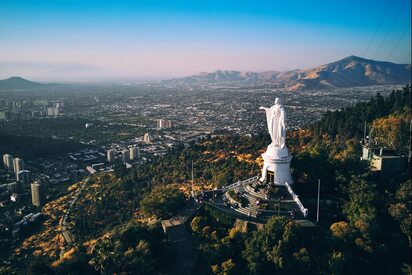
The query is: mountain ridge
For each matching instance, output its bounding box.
[162,56,411,90]
[0,76,44,90]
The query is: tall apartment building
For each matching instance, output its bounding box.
[121,150,130,163]
[107,149,115,163]
[3,154,14,171]
[17,170,31,184]
[156,119,174,129]
[143,133,151,144]
[130,146,140,160]
[13,158,24,173]
[31,181,44,207]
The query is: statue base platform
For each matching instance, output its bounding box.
[260,145,293,186]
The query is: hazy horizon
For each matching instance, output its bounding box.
[1,54,412,83]
[0,0,411,80]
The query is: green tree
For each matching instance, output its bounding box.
[191,216,207,234]
[343,177,379,239]
[140,185,186,218]
[388,180,412,247]
[330,221,352,240]
[211,259,236,275]
[293,248,311,272]
[26,256,52,275]
[242,217,309,274]
[0,266,16,275]
[329,251,347,275]
[89,222,170,274]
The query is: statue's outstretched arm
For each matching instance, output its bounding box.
[259,106,268,111]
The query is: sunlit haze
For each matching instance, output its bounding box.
[0,0,411,80]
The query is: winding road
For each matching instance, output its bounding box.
[60,178,89,257]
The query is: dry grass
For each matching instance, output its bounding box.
[13,181,82,261]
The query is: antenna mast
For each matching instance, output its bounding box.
[409,119,412,163]
[191,160,194,197]
[316,179,321,223]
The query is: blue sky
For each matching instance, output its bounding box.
[0,0,410,79]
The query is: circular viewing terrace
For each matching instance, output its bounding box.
[203,176,309,223]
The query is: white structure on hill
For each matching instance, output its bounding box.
[259,98,293,185]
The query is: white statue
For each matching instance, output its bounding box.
[259,98,286,148]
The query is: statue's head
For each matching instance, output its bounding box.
[275,98,282,105]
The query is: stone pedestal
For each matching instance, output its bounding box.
[260,145,293,186]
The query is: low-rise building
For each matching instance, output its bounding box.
[360,138,408,173]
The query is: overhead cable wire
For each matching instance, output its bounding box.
[362,0,393,58]
[373,0,407,59]
[386,25,410,60]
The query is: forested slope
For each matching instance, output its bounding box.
[3,86,410,274]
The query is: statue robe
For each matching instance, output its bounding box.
[265,103,286,148]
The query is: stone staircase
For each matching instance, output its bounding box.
[224,177,299,219]
[243,183,267,200]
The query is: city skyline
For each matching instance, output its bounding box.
[0,0,411,80]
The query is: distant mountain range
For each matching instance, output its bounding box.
[163,56,411,90]
[0,76,45,90]
[1,56,410,91]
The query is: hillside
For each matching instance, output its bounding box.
[0,76,44,90]
[163,56,411,90]
[290,56,412,90]
[2,86,410,274]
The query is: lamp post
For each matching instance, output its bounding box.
[278,195,281,217]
